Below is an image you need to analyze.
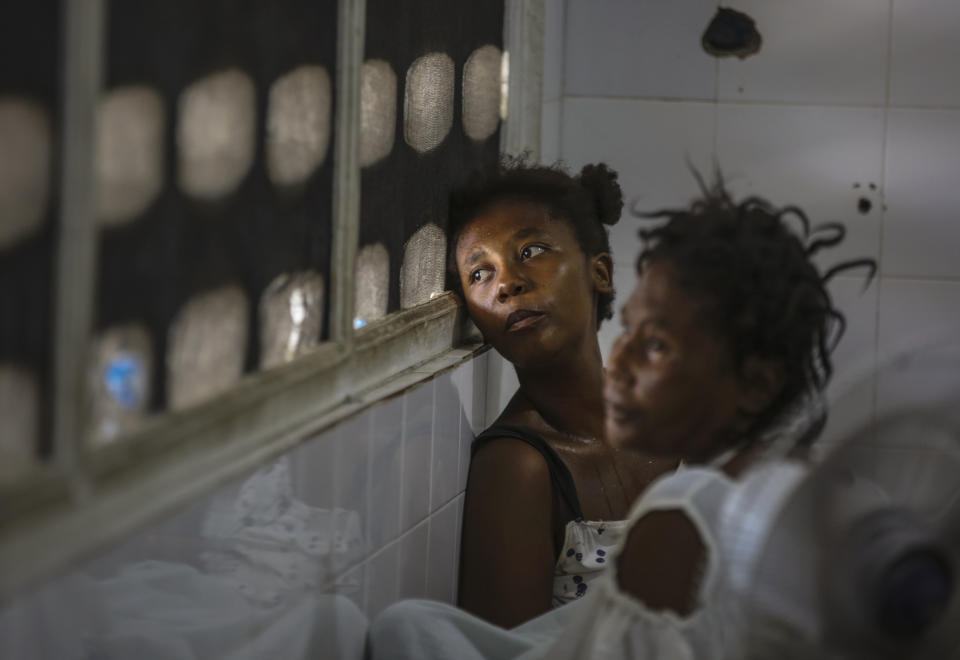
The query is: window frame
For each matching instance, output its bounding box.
[0,0,544,603]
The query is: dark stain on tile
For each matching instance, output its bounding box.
[702,8,762,59]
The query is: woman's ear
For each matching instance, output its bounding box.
[591,252,614,294]
[736,356,785,416]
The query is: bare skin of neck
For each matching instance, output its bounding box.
[500,333,606,442]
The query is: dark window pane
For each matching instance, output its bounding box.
[94,0,338,428]
[358,0,504,322]
[0,1,61,464]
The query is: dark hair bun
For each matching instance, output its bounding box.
[577,163,623,226]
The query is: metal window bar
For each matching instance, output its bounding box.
[331,0,365,347]
[52,0,104,503]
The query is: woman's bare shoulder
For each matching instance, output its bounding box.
[469,433,551,487]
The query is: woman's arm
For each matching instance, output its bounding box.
[616,509,707,616]
[458,437,557,628]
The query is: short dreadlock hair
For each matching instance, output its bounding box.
[637,175,876,438]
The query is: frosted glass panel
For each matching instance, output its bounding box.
[167,285,248,410]
[360,60,397,167]
[0,97,51,249]
[400,223,445,309]
[259,271,325,369]
[0,364,38,482]
[462,45,502,142]
[87,323,152,446]
[403,53,454,154]
[266,65,332,187]
[354,243,389,327]
[96,86,165,226]
[177,69,256,201]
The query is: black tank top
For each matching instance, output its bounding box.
[472,424,584,522]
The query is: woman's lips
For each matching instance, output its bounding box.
[505,310,546,331]
[604,399,639,425]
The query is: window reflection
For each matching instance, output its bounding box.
[0,453,369,658]
[202,456,365,605]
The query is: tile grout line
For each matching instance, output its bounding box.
[872,0,896,428]
[563,94,960,113]
[455,364,466,502]
[423,380,438,592]
[712,25,720,168]
[363,534,401,616]
[364,409,374,555]
[399,487,467,533]
[428,378,437,513]
[555,0,569,165]
[397,390,408,538]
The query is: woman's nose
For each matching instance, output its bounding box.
[496,272,527,302]
[607,337,635,386]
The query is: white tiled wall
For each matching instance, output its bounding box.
[553,0,960,442]
[559,96,717,357]
[882,109,960,278]
[715,103,886,267]
[564,0,718,101]
[0,352,489,659]
[716,0,890,106]
[889,0,960,108]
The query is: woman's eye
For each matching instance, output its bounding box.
[470,269,492,284]
[645,337,667,355]
[520,245,546,260]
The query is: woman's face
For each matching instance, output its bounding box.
[604,260,748,460]
[454,200,611,367]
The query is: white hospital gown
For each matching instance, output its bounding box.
[519,467,742,660]
[369,467,745,660]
